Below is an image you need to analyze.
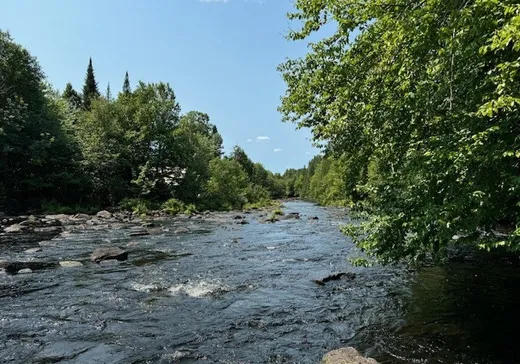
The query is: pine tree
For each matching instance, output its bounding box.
[82,57,100,110]
[62,82,82,109]
[106,83,112,101]
[122,71,131,95]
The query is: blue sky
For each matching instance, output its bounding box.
[1,0,323,173]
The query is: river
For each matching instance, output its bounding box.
[1,201,519,363]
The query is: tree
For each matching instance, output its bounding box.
[202,158,249,210]
[82,57,99,110]
[122,71,131,95]
[62,82,82,109]
[105,83,112,101]
[280,0,520,264]
[0,31,82,211]
[230,146,255,180]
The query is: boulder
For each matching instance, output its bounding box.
[320,347,378,364]
[235,220,249,225]
[17,268,33,274]
[45,214,71,221]
[309,216,319,220]
[73,213,90,220]
[96,210,112,219]
[4,224,27,233]
[174,227,191,234]
[59,261,84,268]
[278,212,300,220]
[91,247,128,263]
[233,215,244,220]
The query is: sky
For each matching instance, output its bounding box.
[1,0,323,173]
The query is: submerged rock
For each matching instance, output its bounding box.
[0,260,57,274]
[91,247,128,263]
[278,212,300,221]
[17,268,33,274]
[174,227,191,234]
[314,272,356,286]
[321,347,378,364]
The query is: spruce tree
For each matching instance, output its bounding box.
[122,71,131,95]
[62,82,82,109]
[82,57,100,110]
[106,83,112,101]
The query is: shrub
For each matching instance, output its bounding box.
[162,198,186,215]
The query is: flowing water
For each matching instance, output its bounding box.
[1,201,519,363]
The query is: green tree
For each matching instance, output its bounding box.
[280,0,520,264]
[0,31,82,211]
[122,71,131,95]
[82,57,99,110]
[62,82,82,109]
[202,158,249,210]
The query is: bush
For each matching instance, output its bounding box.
[119,198,157,215]
[273,209,284,216]
[162,198,186,215]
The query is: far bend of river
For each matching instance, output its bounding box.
[1,201,520,363]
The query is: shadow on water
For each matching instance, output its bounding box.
[366,262,520,364]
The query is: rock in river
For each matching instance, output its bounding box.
[17,268,33,274]
[91,247,128,263]
[59,261,84,268]
[96,210,113,219]
[4,224,28,233]
[321,347,378,364]
[314,272,356,286]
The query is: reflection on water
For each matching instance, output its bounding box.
[0,201,519,363]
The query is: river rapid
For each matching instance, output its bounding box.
[1,201,519,363]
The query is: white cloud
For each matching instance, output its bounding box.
[273,148,282,153]
[256,136,271,142]
[247,139,253,143]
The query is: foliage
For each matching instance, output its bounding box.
[161,198,186,215]
[1,30,288,216]
[280,0,520,264]
[202,158,249,210]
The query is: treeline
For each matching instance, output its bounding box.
[280,1,520,264]
[0,31,285,214]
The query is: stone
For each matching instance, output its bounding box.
[96,210,112,219]
[142,222,155,228]
[45,214,71,221]
[17,268,33,274]
[0,261,58,274]
[233,215,244,220]
[4,224,26,233]
[73,213,90,220]
[314,272,356,286]
[25,247,42,254]
[34,226,63,234]
[91,247,128,263]
[320,347,378,364]
[59,261,84,268]
[309,216,319,220]
[174,227,190,234]
[235,220,249,225]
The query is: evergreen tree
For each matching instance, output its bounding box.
[82,57,99,110]
[62,82,82,109]
[122,71,131,95]
[106,83,112,101]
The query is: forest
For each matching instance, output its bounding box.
[0,31,287,216]
[279,0,520,264]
